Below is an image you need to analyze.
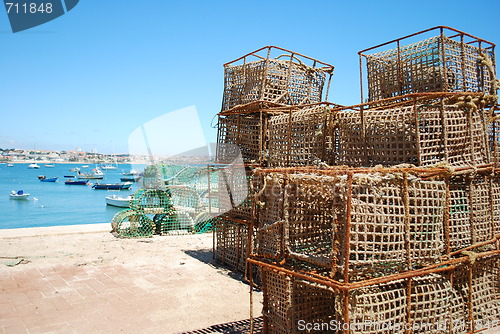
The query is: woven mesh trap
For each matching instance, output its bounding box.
[222,46,333,111]
[154,209,194,235]
[267,103,333,167]
[360,28,496,102]
[335,100,491,167]
[216,111,268,164]
[130,188,173,215]
[214,215,254,273]
[254,169,447,282]
[111,209,154,238]
[142,164,166,190]
[217,165,253,221]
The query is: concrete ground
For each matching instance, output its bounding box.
[0,225,262,334]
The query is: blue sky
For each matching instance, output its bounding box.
[0,0,499,154]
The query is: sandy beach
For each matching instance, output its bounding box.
[0,225,262,333]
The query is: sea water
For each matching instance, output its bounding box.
[0,163,145,229]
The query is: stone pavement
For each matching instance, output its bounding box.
[0,229,262,334]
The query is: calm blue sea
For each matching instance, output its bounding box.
[0,163,146,229]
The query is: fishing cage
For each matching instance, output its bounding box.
[215,101,282,164]
[214,215,254,273]
[359,26,497,103]
[217,164,254,221]
[250,251,500,334]
[266,103,338,167]
[252,166,500,283]
[130,188,173,215]
[142,164,166,190]
[111,209,155,238]
[334,92,492,167]
[222,46,334,111]
[154,210,194,235]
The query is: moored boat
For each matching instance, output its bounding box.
[6,163,14,167]
[105,194,131,208]
[38,176,58,182]
[65,179,89,185]
[77,168,104,179]
[28,163,40,169]
[120,175,141,182]
[92,182,132,190]
[44,164,55,168]
[9,190,30,200]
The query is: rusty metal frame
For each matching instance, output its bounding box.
[358,26,497,104]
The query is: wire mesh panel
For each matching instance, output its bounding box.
[360,27,496,102]
[345,279,408,334]
[453,257,500,332]
[111,209,154,238]
[217,165,253,221]
[267,104,333,167]
[493,176,500,237]
[216,112,267,164]
[214,216,253,272]
[335,100,490,167]
[169,186,201,215]
[154,209,194,235]
[222,46,333,111]
[260,267,336,334]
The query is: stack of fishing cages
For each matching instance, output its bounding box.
[248,166,500,333]
[248,26,500,334]
[111,164,221,237]
[214,47,334,274]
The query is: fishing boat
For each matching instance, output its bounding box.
[77,168,104,179]
[92,182,132,190]
[6,163,13,167]
[38,175,58,182]
[65,179,89,185]
[105,194,131,208]
[122,169,140,176]
[9,190,30,200]
[120,175,141,182]
[64,175,76,178]
[28,163,40,169]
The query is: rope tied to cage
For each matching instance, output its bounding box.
[478,52,500,106]
[254,174,270,208]
[461,250,479,265]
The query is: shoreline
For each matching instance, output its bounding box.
[0,223,111,238]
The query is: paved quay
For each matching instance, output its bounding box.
[0,225,262,333]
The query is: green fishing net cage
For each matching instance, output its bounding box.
[142,164,166,190]
[154,209,194,235]
[111,209,155,238]
[130,188,173,214]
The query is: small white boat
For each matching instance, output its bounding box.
[10,190,30,200]
[69,167,80,172]
[7,163,14,167]
[105,194,131,208]
[101,165,118,170]
[44,164,55,168]
[82,165,89,168]
[28,163,40,169]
